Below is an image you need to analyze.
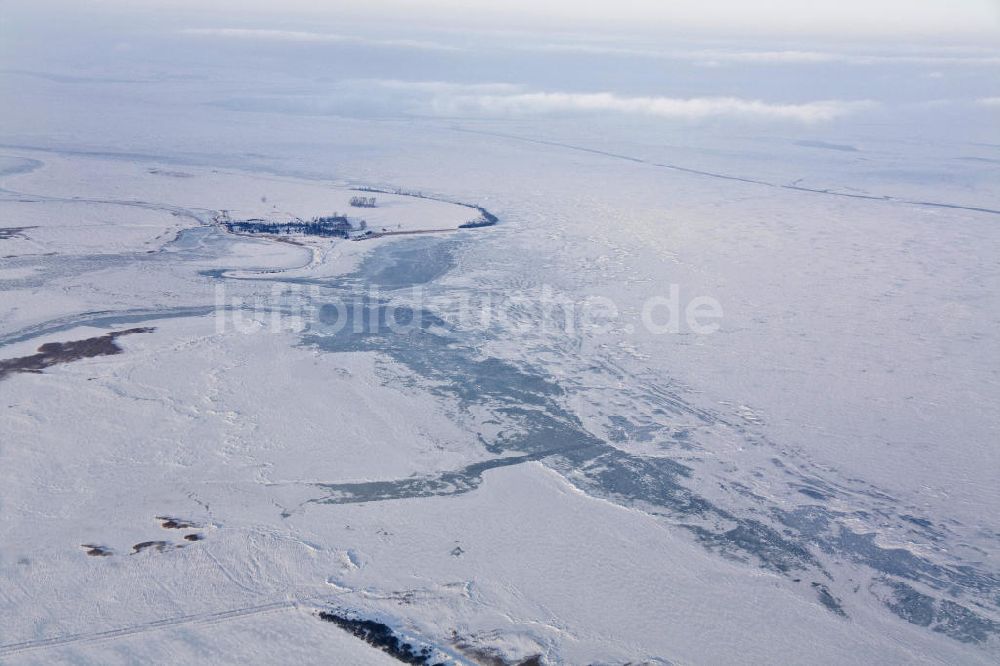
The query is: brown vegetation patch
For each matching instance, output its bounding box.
[81,544,113,557]
[131,541,171,554]
[157,516,198,530]
[0,327,155,382]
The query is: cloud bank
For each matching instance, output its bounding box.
[425,89,875,123]
[215,78,874,124]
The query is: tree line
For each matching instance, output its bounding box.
[225,214,365,238]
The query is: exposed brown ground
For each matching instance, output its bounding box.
[0,327,155,382]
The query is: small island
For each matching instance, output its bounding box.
[215,191,498,243]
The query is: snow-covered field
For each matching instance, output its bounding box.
[1,8,999,665]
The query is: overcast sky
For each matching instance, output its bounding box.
[20,0,1000,37]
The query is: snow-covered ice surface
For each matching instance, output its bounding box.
[1,14,999,665]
